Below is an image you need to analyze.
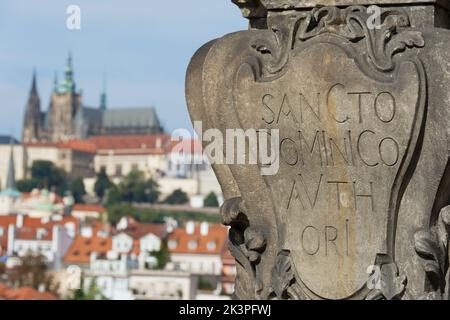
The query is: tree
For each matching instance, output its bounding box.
[16,161,67,195]
[105,184,121,206]
[16,178,39,192]
[30,160,67,195]
[70,177,86,203]
[164,189,189,205]
[71,276,107,300]
[105,204,222,225]
[203,192,219,207]
[106,203,135,225]
[144,178,160,204]
[94,168,112,200]
[198,276,214,291]
[109,170,161,204]
[120,170,144,202]
[150,239,170,270]
[4,253,60,297]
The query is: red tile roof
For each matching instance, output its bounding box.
[0,215,79,245]
[88,134,170,155]
[0,284,58,300]
[166,139,203,155]
[72,204,106,213]
[64,235,112,264]
[115,220,167,240]
[25,140,97,153]
[168,223,228,255]
[0,216,16,250]
[58,140,97,153]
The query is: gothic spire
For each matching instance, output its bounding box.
[53,72,59,93]
[22,70,41,142]
[100,73,107,110]
[6,138,16,190]
[60,52,75,93]
[31,68,37,94]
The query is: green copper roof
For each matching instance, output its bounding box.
[0,188,21,198]
[59,52,75,93]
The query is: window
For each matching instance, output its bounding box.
[168,239,177,250]
[131,163,139,171]
[187,240,198,251]
[207,241,216,251]
[115,164,122,177]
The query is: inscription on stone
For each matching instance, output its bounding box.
[234,42,419,299]
[186,1,450,300]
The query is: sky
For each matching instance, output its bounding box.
[0,1,247,139]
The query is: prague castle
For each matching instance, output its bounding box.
[22,54,163,143]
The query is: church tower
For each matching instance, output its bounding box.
[22,70,42,143]
[47,53,83,141]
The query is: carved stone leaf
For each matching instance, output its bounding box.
[244,227,266,251]
[365,289,384,300]
[380,263,407,300]
[414,229,443,277]
[386,31,425,59]
[220,197,245,226]
[270,252,294,298]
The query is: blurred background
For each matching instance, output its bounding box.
[0,1,247,300]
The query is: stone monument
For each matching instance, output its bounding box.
[186,0,450,300]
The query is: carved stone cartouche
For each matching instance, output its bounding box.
[186,0,450,300]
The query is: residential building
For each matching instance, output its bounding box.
[71,204,106,221]
[128,270,197,300]
[221,248,237,295]
[64,217,166,269]
[63,221,112,268]
[0,214,78,269]
[83,254,198,300]
[24,140,97,178]
[16,189,70,218]
[159,138,222,200]
[88,134,170,179]
[167,222,229,291]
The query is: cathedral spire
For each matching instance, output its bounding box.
[53,72,59,93]
[6,138,16,190]
[22,70,41,143]
[60,52,75,93]
[31,68,37,94]
[100,73,107,110]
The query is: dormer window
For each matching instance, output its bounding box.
[207,241,216,251]
[187,240,198,251]
[36,228,47,240]
[168,239,177,250]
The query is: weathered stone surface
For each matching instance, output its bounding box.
[186,1,450,300]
